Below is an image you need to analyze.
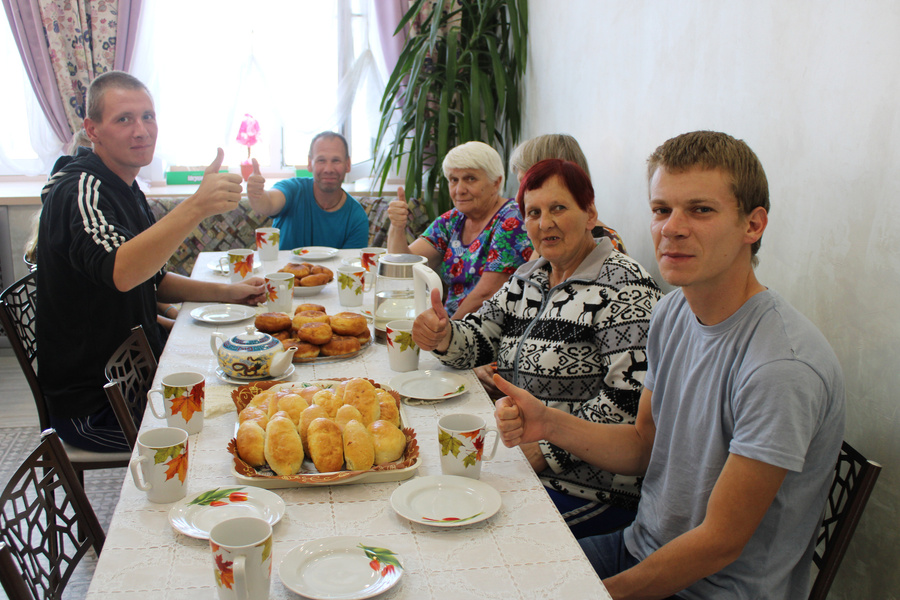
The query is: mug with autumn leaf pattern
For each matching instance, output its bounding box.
[438,414,500,479]
[209,517,272,600]
[219,249,255,283]
[254,227,280,262]
[129,427,189,503]
[386,319,419,372]
[148,371,205,434]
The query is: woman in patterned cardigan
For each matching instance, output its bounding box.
[413,159,662,537]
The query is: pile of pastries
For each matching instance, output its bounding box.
[279,262,334,287]
[254,304,370,360]
[235,378,407,475]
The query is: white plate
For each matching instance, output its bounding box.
[168,486,285,539]
[389,370,468,401]
[390,475,501,527]
[190,304,256,324]
[290,246,339,261]
[280,536,403,600]
[215,364,295,385]
[294,283,327,297]
[208,260,262,275]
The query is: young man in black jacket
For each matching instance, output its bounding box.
[37,71,265,451]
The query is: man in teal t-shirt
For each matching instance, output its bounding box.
[246,131,369,249]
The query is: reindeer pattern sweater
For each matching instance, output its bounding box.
[437,238,662,509]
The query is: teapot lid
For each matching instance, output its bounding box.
[223,326,281,353]
[378,253,427,278]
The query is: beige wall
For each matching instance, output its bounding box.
[524,1,899,597]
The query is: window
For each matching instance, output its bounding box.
[0,20,63,176]
[0,0,386,177]
[130,0,385,174]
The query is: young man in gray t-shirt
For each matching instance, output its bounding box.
[492,131,845,599]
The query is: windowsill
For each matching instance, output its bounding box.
[0,177,403,206]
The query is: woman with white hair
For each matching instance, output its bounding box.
[387,141,532,318]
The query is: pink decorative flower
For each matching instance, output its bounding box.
[236,114,260,148]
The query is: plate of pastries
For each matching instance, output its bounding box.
[228,378,420,487]
[254,304,371,362]
[277,262,334,296]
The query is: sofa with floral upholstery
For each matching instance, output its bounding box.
[147,195,430,276]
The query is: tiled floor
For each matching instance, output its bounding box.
[0,346,39,428]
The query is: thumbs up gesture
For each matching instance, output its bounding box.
[387,186,410,229]
[412,287,452,352]
[246,158,266,203]
[190,148,243,217]
[493,374,549,448]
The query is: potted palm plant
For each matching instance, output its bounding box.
[374,0,528,219]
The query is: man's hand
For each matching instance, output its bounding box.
[187,148,244,218]
[387,187,410,229]
[493,374,552,448]
[246,158,266,204]
[224,276,267,306]
[412,287,451,351]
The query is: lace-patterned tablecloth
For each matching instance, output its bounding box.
[86,251,611,600]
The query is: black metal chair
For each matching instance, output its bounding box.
[0,429,106,600]
[0,271,131,484]
[103,325,158,449]
[808,440,881,600]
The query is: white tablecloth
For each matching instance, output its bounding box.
[86,250,611,600]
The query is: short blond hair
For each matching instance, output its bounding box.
[510,134,590,179]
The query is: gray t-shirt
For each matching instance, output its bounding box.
[625,289,845,599]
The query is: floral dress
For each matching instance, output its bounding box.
[421,199,533,315]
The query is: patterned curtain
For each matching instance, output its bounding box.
[38,0,122,133]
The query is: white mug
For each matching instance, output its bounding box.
[265,272,294,314]
[147,371,205,435]
[129,427,189,503]
[209,517,273,600]
[337,265,365,307]
[359,247,386,291]
[386,319,419,372]
[219,249,255,283]
[255,227,280,262]
[438,414,499,479]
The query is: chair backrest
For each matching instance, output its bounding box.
[808,440,882,600]
[104,325,158,449]
[0,271,48,430]
[0,429,106,600]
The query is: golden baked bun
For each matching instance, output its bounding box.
[236,421,267,467]
[330,312,368,336]
[238,405,269,430]
[342,420,375,471]
[320,335,360,357]
[297,386,321,403]
[292,310,329,329]
[356,327,372,345]
[343,378,380,425]
[368,420,406,465]
[334,404,364,431]
[272,392,308,425]
[255,312,292,333]
[298,322,333,345]
[264,413,305,476]
[312,389,342,418]
[248,389,277,415]
[295,303,326,314]
[299,404,329,456]
[280,263,310,279]
[307,418,344,473]
[291,342,321,361]
[300,273,331,286]
[376,389,400,428]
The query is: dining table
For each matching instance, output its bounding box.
[84,248,612,600]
